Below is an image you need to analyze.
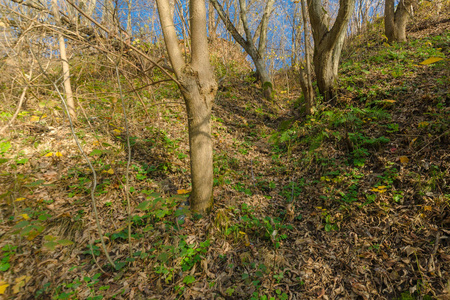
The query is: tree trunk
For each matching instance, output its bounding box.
[299,0,314,114]
[157,0,217,214]
[385,0,412,43]
[210,0,273,99]
[307,0,355,101]
[51,0,76,119]
[394,0,411,42]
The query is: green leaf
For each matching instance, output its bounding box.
[13,220,29,230]
[89,149,103,156]
[0,158,9,164]
[43,241,57,250]
[114,262,126,270]
[0,262,10,271]
[57,239,74,246]
[183,275,195,285]
[24,180,44,187]
[44,235,57,241]
[136,200,152,210]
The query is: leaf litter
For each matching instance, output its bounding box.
[0,13,449,300]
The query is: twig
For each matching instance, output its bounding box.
[0,65,32,134]
[28,41,116,270]
[413,129,450,157]
[65,0,181,87]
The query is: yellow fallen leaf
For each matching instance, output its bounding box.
[20,214,30,220]
[383,42,390,47]
[45,152,53,157]
[418,121,429,128]
[177,189,191,195]
[423,206,432,211]
[382,99,396,103]
[103,168,114,175]
[30,115,40,122]
[13,276,31,294]
[55,152,63,157]
[399,156,409,164]
[0,281,9,294]
[15,197,25,202]
[419,57,444,65]
[113,129,122,135]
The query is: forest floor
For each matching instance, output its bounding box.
[0,13,449,300]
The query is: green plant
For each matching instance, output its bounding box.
[0,245,17,271]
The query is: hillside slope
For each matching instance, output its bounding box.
[0,13,449,300]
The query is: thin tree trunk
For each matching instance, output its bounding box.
[208,2,217,40]
[300,0,314,114]
[157,0,217,214]
[52,0,76,119]
[384,0,395,42]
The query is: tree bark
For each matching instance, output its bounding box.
[307,0,355,101]
[156,0,217,214]
[51,0,76,119]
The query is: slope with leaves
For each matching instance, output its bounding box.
[0,13,449,300]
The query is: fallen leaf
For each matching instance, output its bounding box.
[418,121,429,128]
[177,189,190,195]
[55,152,63,157]
[13,276,31,294]
[45,152,53,157]
[20,214,30,220]
[399,156,409,164]
[419,57,444,65]
[423,206,432,211]
[15,198,25,202]
[103,168,114,175]
[0,281,9,294]
[113,129,122,135]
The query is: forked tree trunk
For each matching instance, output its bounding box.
[51,0,76,119]
[157,0,217,214]
[307,0,355,101]
[385,0,413,43]
[210,0,274,99]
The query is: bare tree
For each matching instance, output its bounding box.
[210,0,274,99]
[307,0,355,101]
[156,0,217,214]
[51,0,76,119]
[385,0,413,43]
